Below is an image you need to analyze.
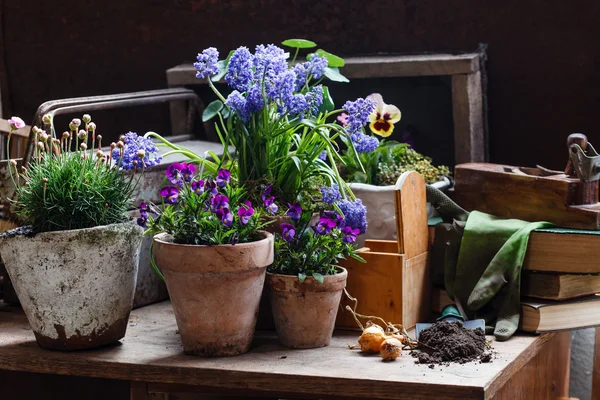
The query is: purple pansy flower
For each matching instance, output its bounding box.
[139,201,149,219]
[342,226,360,243]
[160,186,179,205]
[165,163,184,184]
[205,180,218,196]
[286,203,302,221]
[216,169,231,188]
[211,194,229,212]
[216,207,233,227]
[191,179,205,195]
[262,184,273,202]
[136,217,147,228]
[237,201,255,225]
[315,216,337,235]
[267,202,279,215]
[280,223,296,242]
[180,163,196,182]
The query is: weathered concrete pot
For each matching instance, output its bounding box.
[0,221,143,350]
[153,231,274,357]
[266,268,348,349]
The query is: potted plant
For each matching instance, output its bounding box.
[265,187,366,348]
[0,114,159,350]
[338,93,451,246]
[144,165,273,357]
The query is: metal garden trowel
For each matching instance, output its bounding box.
[415,305,486,341]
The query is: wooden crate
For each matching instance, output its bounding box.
[336,171,432,330]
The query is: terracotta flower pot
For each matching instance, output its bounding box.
[266,268,348,348]
[153,231,274,357]
[0,221,143,350]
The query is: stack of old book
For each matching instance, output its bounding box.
[433,227,600,334]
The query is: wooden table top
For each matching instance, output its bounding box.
[0,301,556,400]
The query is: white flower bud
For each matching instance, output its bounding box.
[42,113,53,125]
[62,132,70,139]
[32,126,42,135]
[9,159,17,167]
[37,142,44,150]
[116,141,124,149]
[87,122,96,131]
[136,149,146,159]
[40,132,49,142]
[77,130,86,140]
[96,150,105,159]
[80,143,87,151]
[82,114,91,124]
[71,118,81,128]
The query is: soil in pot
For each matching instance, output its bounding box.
[266,268,348,349]
[0,221,143,350]
[153,231,274,357]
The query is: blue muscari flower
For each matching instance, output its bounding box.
[194,47,220,79]
[305,85,324,115]
[343,97,376,134]
[292,63,308,91]
[320,184,341,205]
[253,44,288,78]
[225,46,254,91]
[225,90,250,122]
[350,132,380,153]
[287,94,309,116]
[246,82,265,114]
[113,132,162,171]
[338,198,368,234]
[306,54,328,79]
[318,150,327,161]
[272,70,296,111]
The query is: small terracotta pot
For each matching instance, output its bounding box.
[266,268,348,349]
[153,231,274,357]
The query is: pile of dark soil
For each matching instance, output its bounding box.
[413,320,492,366]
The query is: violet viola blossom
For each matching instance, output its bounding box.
[180,163,196,182]
[191,179,205,195]
[315,216,337,235]
[237,201,255,225]
[211,194,229,212]
[160,186,179,205]
[280,223,296,242]
[205,180,218,196]
[165,163,184,185]
[342,226,360,243]
[286,203,302,221]
[216,169,231,188]
[216,208,233,227]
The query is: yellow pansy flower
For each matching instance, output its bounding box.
[366,93,401,137]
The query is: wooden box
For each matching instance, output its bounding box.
[336,171,432,330]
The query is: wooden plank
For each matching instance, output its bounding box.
[0,301,560,400]
[394,171,429,258]
[593,327,600,400]
[487,331,570,400]
[131,381,150,400]
[452,72,485,164]
[364,239,397,253]
[166,53,481,87]
[402,252,432,328]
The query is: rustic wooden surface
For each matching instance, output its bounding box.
[453,163,600,229]
[593,327,600,400]
[0,301,569,400]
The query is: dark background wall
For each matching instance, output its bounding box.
[1,0,599,170]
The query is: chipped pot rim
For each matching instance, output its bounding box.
[153,230,273,249]
[0,219,141,241]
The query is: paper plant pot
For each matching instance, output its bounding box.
[0,221,143,350]
[153,231,274,357]
[266,268,347,349]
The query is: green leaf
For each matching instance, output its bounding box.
[220,107,231,119]
[312,273,324,284]
[282,39,317,49]
[202,100,224,122]
[298,273,307,283]
[316,49,345,67]
[323,67,349,83]
[318,86,335,113]
[212,50,234,82]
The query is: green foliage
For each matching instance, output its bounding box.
[281,39,317,49]
[340,140,451,185]
[315,49,345,67]
[14,152,135,233]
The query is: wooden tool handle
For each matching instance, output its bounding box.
[565,133,588,177]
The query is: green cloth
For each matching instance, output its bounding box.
[448,211,553,341]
